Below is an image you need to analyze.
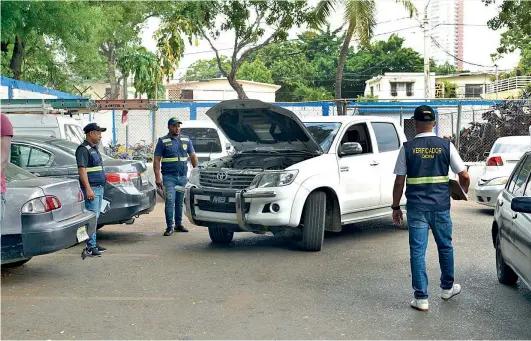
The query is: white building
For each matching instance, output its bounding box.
[364,72,436,100]
[165,78,281,102]
[428,0,464,69]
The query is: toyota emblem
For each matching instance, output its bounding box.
[216,172,228,181]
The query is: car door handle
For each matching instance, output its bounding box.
[370,161,379,166]
[512,213,518,219]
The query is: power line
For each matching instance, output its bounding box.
[429,35,493,68]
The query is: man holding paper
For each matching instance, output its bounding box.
[391,105,470,312]
[76,123,108,257]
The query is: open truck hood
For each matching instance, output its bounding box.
[205,99,323,154]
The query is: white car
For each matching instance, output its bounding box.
[476,135,531,207]
[184,99,407,251]
[180,120,234,178]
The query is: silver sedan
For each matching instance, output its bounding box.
[1,163,96,267]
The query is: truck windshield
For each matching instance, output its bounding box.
[303,122,342,153]
[180,128,222,153]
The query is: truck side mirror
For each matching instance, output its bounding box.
[339,142,363,156]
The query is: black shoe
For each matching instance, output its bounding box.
[174,224,189,232]
[164,228,174,236]
[96,244,107,253]
[85,247,102,257]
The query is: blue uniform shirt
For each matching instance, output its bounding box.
[154,133,195,176]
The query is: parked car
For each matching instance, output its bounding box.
[6,113,86,144]
[492,150,531,290]
[184,99,407,251]
[476,135,531,207]
[9,136,156,229]
[1,163,96,267]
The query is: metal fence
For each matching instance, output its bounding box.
[99,99,531,163]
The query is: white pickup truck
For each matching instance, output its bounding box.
[184,99,407,251]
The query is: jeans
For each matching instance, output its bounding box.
[407,209,454,299]
[82,186,104,249]
[162,174,188,230]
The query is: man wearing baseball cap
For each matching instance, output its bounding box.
[391,105,470,312]
[153,117,198,236]
[76,122,108,257]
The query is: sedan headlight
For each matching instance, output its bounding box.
[485,176,509,186]
[188,168,200,185]
[249,170,298,188]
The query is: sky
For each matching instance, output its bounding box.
[139,0,520,81]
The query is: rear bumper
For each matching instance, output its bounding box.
[1,211,97,263]
[184,186,278,232]
[98,187,156,225]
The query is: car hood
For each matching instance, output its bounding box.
[205,99,323,154]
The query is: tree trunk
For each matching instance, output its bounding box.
[106,48,120,99]
[228,73,248,99]
[9,35,25,80]
[335,25,355,116]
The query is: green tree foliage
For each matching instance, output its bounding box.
[160,0,318,99]
[117,46,164,99]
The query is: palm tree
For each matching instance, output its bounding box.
[314,0,418,115]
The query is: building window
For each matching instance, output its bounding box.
[370,86,374,96]
[406,83,414,96]
[464,84,483,98]
[390,82,397,96]
[181,89,194,100]
[105,87,111,99]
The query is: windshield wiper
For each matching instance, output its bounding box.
[239,149,281,154]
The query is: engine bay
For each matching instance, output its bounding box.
[204,151,315,171]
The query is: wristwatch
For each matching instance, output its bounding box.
[391,205,401,211]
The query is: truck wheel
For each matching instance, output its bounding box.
[208,226,234,245]
[496,233,518,285]
[300,191,326,252]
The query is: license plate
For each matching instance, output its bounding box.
[76,226,89,242]
[212,196,227,204]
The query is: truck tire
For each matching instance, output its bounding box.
[300,190,326,252]
[208,226,234,245]
[496,232,518,285]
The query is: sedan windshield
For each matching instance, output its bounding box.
[5,163,36,182]
[303,122,342,153]
[491,143,531,154]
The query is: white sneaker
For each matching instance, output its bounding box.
[441,283,461,300]
[410,298,429,312]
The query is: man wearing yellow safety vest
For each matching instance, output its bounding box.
[391,105,470,312]
[154,118,199,236]
[76,123,108,257]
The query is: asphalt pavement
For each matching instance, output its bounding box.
[2,199,530,340]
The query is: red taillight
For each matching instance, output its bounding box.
[487,156,504,166]
[78,189,84,202]
[21,195,62,214]
[106,172,139,185]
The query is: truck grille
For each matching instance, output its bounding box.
[197,200,250,214]
[199,171,257,190]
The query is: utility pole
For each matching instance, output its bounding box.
[423,7,430,100]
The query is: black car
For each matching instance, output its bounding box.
[10,136,156,229]
[492,150,531,290]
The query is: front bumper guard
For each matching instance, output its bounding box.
[184,187,276,232]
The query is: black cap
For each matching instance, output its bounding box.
[413,105,436,121]
[168,117,182,126]
[83,123,107,133]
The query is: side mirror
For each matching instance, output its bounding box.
[225,142,231,151]
[511,197,531,213]
[339,142,363,156]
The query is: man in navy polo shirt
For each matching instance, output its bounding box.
[153,118,199,236]
[391,105,470,312]
[76,123,108,257]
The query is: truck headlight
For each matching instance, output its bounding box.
[188,168,200,185]
[486,176,509,186]
[249,170,298,188]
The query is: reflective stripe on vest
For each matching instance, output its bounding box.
[406,175,449,185]
[162,156,189,162]
[86,166,104,172]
